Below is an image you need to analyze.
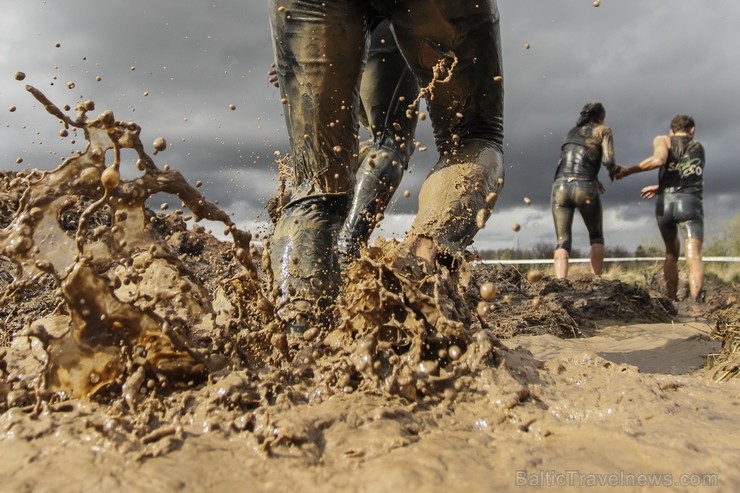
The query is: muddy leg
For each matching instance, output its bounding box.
[554,248,569,280]
[339,146,405,257]
[270,194,349,332]
[405,140,503,264]
[590,243,604,277]
[685,237,704,302]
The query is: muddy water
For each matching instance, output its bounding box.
[0,89,738,493]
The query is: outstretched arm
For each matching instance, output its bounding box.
[615,135,670,179]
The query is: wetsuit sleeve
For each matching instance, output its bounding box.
[600,126,617,175]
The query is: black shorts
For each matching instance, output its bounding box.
[656,192,704,244]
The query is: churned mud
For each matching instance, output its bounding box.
[0,89,738,492]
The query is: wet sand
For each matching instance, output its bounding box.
[0,321,736,492]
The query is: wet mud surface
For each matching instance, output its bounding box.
[0,90,738,492]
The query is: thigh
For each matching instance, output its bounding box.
[674,194,704,241]
[656,195,679,251]
[387,0,504,152]
[360,20,419,160]
[552,182,576,240]
[575,182,604,242]
[270,0,368,195]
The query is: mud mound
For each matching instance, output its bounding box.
[468,263,676,338]
[707,299,740,382]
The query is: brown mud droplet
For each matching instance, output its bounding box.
[480,282,497,301]
[153,136,167,154]
[527,270,543,283]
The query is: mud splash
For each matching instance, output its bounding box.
[0,86,257,399]
[0,86,508,407]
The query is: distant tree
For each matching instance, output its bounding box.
[604,245,630,258]
[634,242,663,257]
[706,213,740,256]
[530,242,553,259]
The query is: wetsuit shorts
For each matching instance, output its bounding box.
[656,192,704,244]
[551,178,604,252]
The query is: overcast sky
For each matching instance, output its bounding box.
[1,1,738,254]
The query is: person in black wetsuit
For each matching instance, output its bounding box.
[551,101,621,279]
[616,115,706,304]
[268,1,505,333]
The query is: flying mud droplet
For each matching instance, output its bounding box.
[15,157,23,164]
[485,192,497,204]
[524,43,531,50]
[447,345,462,361]
[593,0,601,7]
[9,106,16,112]
[493,75,503,82]
[476,208,489,229]
[527,270,543,283]
[512,222,521,232]
[59,129,68,137]
[479,282,497,301]
[55,42,61,48]
[153,136,167,154]
[130,65,136,71]
[403,189,411,198]
[228,104,236,111]
[100,167,120,191]
[96,76,102,82]
[523,197,532,205]
[332,145,342,154]
[14,71,26,81]
[476,300,490,317]
[67,82,76,90]
[278,6,286,12]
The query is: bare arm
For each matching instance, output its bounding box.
[616,135,670,179]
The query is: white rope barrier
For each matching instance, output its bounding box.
[476,257,740,265]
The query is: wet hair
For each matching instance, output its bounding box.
[670,114,695,133]
[576,101,606,127]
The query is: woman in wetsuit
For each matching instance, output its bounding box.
[551,101,620,279]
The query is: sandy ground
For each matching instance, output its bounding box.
[0,89,738,493]
[0,318,736,493]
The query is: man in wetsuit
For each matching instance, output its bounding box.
[551,102,621,279]
[268,1,504,332]
[616,115,705,303]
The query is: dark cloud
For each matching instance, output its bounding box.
[1,0,737,253]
